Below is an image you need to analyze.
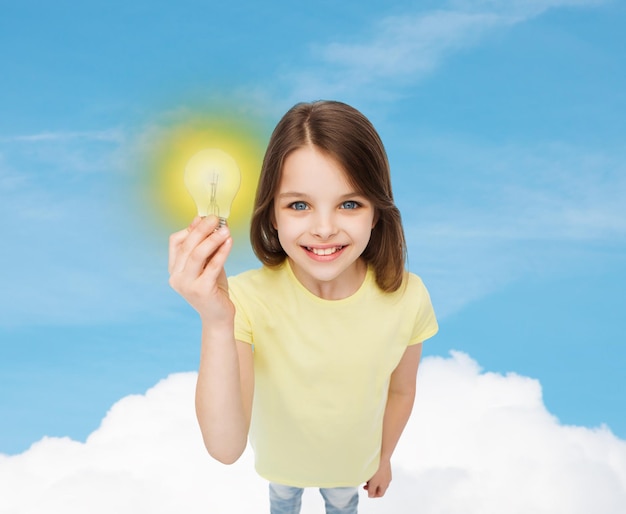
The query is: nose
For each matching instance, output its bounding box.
[312,209,338,240]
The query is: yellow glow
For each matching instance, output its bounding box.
[140,109,267,235]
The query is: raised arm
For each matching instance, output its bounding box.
[168,216,254,464]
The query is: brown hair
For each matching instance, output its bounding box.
[250,100,407,292]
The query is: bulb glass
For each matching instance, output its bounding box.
[184,148,241,223]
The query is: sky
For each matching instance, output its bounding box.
[1,0,625,512]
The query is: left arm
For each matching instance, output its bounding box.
[364,343,422,498]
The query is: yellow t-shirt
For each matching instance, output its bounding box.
[228,261,438,487]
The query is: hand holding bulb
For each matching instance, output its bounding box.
[170,147,240,321]
[184,148,241,227]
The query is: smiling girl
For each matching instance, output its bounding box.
[168,100,438,514]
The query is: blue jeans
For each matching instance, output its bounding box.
[269,482,359,514]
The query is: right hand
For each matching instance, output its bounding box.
[168,215,235,324]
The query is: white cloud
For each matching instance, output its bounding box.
[0,118,260,328]
[0,128,180,327]
[401,139,626,317]
[449,0,605,18]
[1,353,624,513]
[284,9,506,103]
[282,0,604,101]
[317,11,506,79]
[0,129,124,144]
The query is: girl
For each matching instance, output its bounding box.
[168,100,438,514]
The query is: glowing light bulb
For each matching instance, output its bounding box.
[184,148,241,226]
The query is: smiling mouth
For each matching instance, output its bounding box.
[305,246,345,256]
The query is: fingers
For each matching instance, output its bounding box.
[189,215,202,229]
[167,216,235,322]
[368,485,383,498]
[188,226,232,283]
[168,216,234,300]
[168,227,191,274]
[363,481,387,498]
[168,216,221,275]
[168,216,233,305]
[184,224,231,278]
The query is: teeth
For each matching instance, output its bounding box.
[308,246,342,256]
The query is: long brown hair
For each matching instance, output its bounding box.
[250,100,407,292]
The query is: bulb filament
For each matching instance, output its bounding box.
[207,171,227,227]
[208,171,219,218]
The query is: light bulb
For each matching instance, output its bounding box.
[184,148,241,226]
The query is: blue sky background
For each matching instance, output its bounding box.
[1,0,624,456]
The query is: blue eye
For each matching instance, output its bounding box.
[341,201,360,209]
[289,201,308,211]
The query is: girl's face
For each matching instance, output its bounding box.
[273,145,376,300]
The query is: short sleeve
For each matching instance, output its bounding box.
[228,275,254,345]
[408,275,439,345]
